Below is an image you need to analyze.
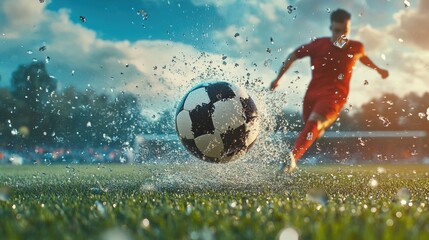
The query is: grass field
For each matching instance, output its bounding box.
[1,163,429,240]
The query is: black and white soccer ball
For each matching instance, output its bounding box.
[175,81,259,163]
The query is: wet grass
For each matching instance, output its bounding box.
[1,163,429,240]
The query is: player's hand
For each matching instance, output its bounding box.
[270,79,279,90]
[378,68,389,79]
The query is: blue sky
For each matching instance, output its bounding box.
[0,0,428,115]
[46,0,226,49]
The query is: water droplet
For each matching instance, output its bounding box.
[358,137,365,146]
[368,178,378,188]
[364,80,369,85]
[11,128,18,135]
[347,54,354,58]
[287,5,297,14]
[39,46,46,51]
[140,218,150,228]
[39,0,45,3]
[270,37,274,44]
[278,227,299,240]
[381,54,386,60]
[264,59,272,67]
[337,73,344,80]
[234,32,240,38]
[398,38,404,43]
[100,228,131,240]
[333,34,349,48]
[306,188,328,205]
[27,50,33,55]
[86,121,92,127]
[140,182,156,192]
[377,167,387,174]
[418,112,426,119]
[0,186,11,201]
[186,204,193,215]
[79,16,86,22]
[396,212,403,218]
[45,56,50,63]
[378,116,391,127]
[326,8,331,13]
[386,219,394,226]
[137,9,149,20]
[95,200,106,215]
[404,0,410,8]
[426,107,429,121]
[311,65,315,70]
[306,132,313,140]
[397,187,411,203]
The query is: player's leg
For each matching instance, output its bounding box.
[278,96,314,173]
[291,112,327,161]
[292,100,344,160]
[285,98,344,173]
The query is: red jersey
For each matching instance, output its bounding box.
[294,37,364,98]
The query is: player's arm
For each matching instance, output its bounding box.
[270,52,298,90]
[359,55,389,79]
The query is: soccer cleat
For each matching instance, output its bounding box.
[277,152,297,174]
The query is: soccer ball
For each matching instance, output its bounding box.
[175,81,259,163]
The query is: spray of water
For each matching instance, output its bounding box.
[134,60,298,192]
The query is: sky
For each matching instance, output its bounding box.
[0,0,428,116]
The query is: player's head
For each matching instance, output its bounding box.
[330,9,351,39]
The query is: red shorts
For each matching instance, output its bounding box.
[302,92,346,123]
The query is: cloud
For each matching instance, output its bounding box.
[0,0,277,116]
[0,0,46,37]
[190,0,236,7]
[1,0,428,117]
[349,2,429,109]
[198,0,429,111]
[389,0,429,50]
[356,24,387,52]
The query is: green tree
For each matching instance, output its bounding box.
[9,62,58,145]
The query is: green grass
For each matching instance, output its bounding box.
[1,163,429,240]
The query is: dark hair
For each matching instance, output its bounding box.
[330,9,351,23]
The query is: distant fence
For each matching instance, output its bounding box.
[141,130,427,141]
[138,131,428,162]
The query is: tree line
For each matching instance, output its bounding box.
[0,62,428,153]
[0,62,169,150]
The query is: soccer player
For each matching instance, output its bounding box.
[271,9,389,173]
